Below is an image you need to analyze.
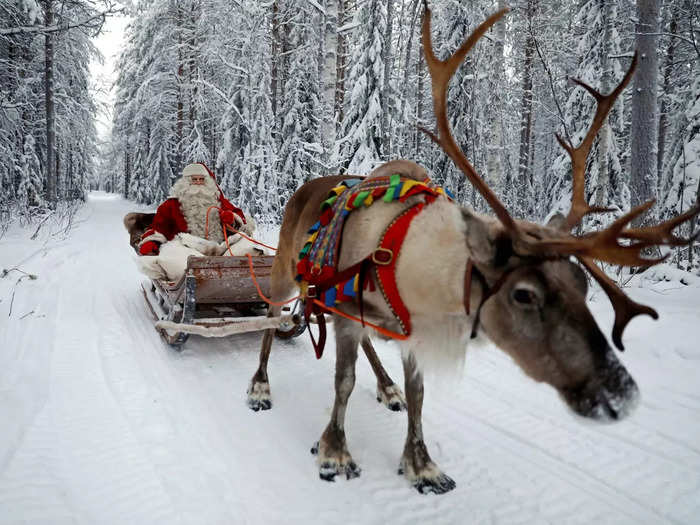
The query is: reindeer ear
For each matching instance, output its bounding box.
[461,208,510,266]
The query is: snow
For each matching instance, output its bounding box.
[1,193,700,523]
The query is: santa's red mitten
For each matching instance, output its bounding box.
[139,241,160,256]
[220,209,236,227]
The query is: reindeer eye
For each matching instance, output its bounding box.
[511,287,539,308]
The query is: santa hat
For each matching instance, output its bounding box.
[182,162,216,180]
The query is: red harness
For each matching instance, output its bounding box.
[304,201,427,358]
[303,199,516,358]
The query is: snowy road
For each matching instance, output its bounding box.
[1,193,699,524]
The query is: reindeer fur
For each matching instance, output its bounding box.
[248,159,640,494]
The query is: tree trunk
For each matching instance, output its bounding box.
[398,0,421,159]
[188,1,199,130]
[689,175,700,266]
[322,0,338,159]
[335,0,348,130]
[517,0,536,214]
[657,3,677,186]
[381,0,394,156]
[486,0,507,194]
[415,45,424,156]
[176,2,184,172]
[124,149,131,200]
[594,0,614,208]
[630,0,660,226]
[43,0,57,206]
[270,0,280,118]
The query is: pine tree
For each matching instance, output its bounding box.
[278,4,323,207]
[333,0,388,173]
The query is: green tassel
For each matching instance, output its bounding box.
[384,174,401,202]
[353,191,371,208]
[321,194,338,210]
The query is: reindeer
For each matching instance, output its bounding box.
[247,4,700,494]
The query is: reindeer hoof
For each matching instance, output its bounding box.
[319,460,361,482]
[376,383,406,412]
[399,458,456,495]
[248,398,272,411]
[319,462,338,482]
[314,440,361,481]
[346,461,361,480]
[247,381,272,411]
[413,473,456,494]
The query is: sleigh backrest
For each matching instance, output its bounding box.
[123,212,156,253]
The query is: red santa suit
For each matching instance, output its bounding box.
[138,163,246,254]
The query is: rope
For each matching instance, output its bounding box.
[244,253,301,307]
[224,225,278,252]
[311,299,409,341]
[206,204,278,251]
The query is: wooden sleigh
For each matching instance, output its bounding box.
[125,213,306,349]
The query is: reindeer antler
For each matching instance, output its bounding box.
[579,257,658,351]
[420,3,516,233]
[420,3,700,351]
[556,54,638,231]
[620,204,700,246]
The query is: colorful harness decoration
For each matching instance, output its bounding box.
[296,173,452,357]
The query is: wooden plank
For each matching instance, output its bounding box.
[186,255,274,270]
[151,255,276,305]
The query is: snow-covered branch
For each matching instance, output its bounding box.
[0,6,123,36]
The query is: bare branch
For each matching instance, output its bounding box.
[531,31,571,145]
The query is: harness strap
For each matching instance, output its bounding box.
[305,299,327,358]
[304,254,376,359]
[374,202,425,336]
[304,201,427,359]
[464,258,514,339]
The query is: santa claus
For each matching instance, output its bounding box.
[137,163,262,281]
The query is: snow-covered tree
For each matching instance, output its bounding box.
[547,0,632,225]
[333,0,389,173]
[277,3,323,207]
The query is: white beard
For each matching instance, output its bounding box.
[170,175,224,243]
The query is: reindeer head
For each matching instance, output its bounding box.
[421,3,699,421]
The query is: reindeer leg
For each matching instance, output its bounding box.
[360,336,406,412]
[399,352,456,495]
[247,257,295,412]
[311,318,362,481]
[247,321,276,411]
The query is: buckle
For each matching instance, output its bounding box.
[307,285,317,298]
[372,248,393,265]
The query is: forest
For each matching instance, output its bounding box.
[1,0,699,267]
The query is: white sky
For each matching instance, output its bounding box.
[89,13,131,142]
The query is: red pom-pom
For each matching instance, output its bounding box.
[220,209,235,225]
